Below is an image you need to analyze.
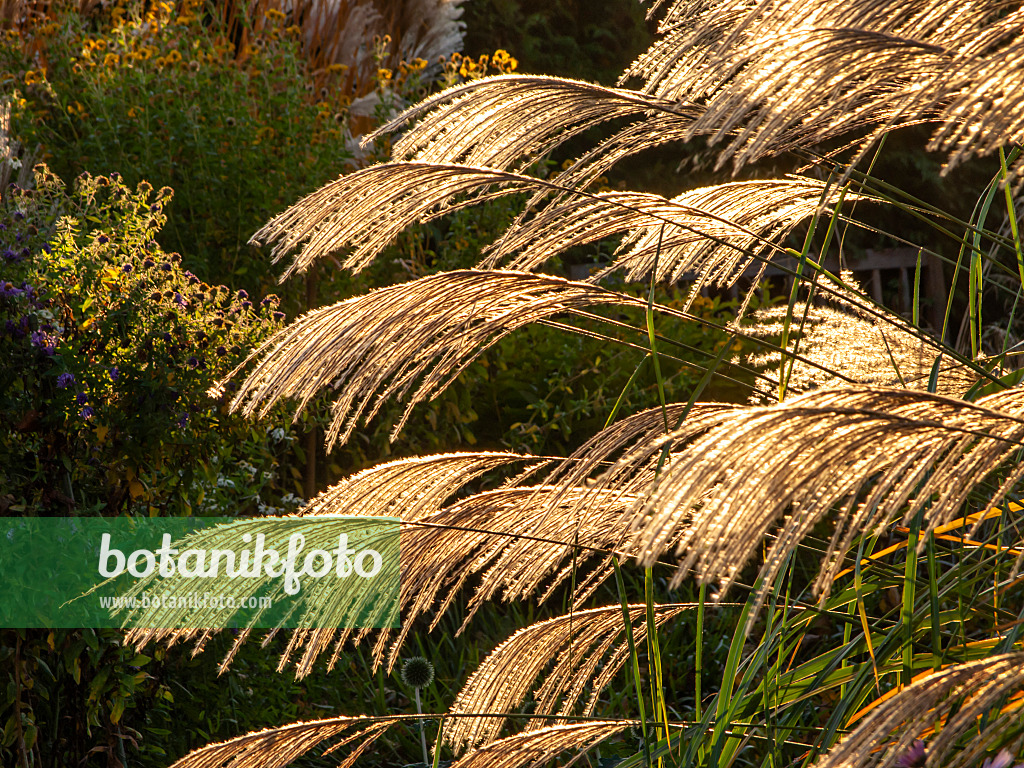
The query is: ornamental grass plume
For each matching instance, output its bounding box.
[129,0,1024,766]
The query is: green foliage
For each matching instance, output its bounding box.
[0,628,182,767]
[462,0,652,82]
[1,0,356,293]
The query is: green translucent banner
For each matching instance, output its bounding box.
[0,516,399,629]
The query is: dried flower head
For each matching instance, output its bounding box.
[400,656,434,689]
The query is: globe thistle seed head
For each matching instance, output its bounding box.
[400,656,434,689]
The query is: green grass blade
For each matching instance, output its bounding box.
[614,557,652,768]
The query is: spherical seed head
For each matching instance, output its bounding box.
[400,656,434,689]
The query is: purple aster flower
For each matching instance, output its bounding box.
[97,234,110,245]
[122,263,133,273]
[272,311,285,321]
[186,356,198,368]
[41,242,51,254]
[56,372,75,388]
[898,740,927,768]
[143,257,155,269]
[159,262,172,272]
[30,330,57,355]
[80,406,95,419]
[175,412,188,428]
[237,289,248,300]
[215,345,227,357]
[109,366,119,381]
[173,292,186,306]
[12,211,23,221]
[241,300,252,310]
[3,248,18,262]
[76,391,88,405]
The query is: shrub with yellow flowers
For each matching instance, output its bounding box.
[0,165,302,520]
[0,0,388,299]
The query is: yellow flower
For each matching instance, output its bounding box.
[327,63,348,73]
[377,67,393,81]
[103,53,120,68]
[165,49,182,64]
[284,24,301,36]
[411,57,428,70]
[491,49,518,73]
[264,7,286,22]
